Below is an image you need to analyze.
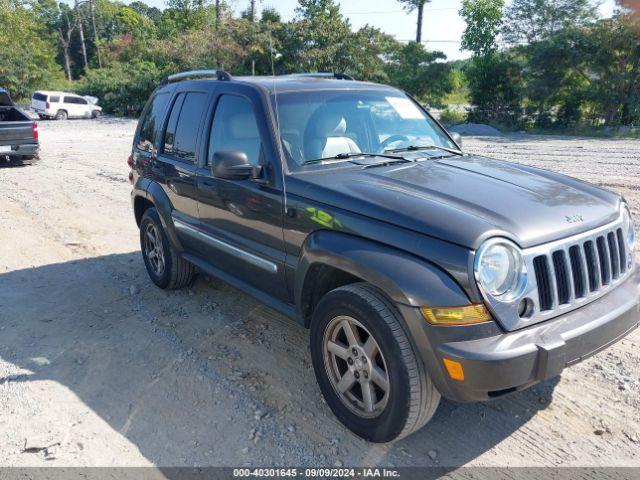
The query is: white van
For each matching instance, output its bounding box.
[31,91,102,120]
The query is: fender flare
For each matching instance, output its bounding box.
[295,230,470,322]
[133,180,184,252]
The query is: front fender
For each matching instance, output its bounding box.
[295,230,470,315]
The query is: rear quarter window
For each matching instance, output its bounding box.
[49,96,60,103]
[137,92,170,152]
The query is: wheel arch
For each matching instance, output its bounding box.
[296,230,470,327]
[132,181,184,252]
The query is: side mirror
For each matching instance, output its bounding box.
[212,150,254,180]
[451,132,463,148]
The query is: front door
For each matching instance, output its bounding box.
[195,88,288,301]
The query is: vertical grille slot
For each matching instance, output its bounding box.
[607,232,620,279]
[617,228,627,273]
[584,240,599,291]
[534,255,553,311]
[568,245,586,298]
[596,236,611,285]
[552,251,570,305]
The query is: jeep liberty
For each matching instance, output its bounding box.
[129,70,639,442]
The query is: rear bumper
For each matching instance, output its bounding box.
[3,143,39,157]
[404,267,640,402]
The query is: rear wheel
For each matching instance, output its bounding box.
[140,207,195,289]
[55,110,68,120]
[310,283,440,443]
[91,110,100,119]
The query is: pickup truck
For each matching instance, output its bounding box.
[129,70,639,443]
[0,87,39,163]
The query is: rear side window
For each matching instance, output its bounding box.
[33,93,47,101]
[49,96,60,103]
[63,96,87,105]
[137,92,170,152]
[163,92,207,162]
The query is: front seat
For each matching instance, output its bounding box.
[304,111,361,160]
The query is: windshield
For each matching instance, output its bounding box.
[273,89,456,169]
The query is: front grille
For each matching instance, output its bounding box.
[533,226,627,312]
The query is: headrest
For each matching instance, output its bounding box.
[229,113,259,139]
[312,112,347,137]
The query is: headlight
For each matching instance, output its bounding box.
[622,204,636,250]
[474,239,525,299]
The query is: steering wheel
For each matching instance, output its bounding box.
[377,134,410,152]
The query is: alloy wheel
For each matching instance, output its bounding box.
[144,223,165,276]
[322,315,390,418]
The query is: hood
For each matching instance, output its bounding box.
[291,155,622,249]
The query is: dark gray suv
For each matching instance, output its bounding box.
[129,70,639,442]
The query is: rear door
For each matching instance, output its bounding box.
[154,86,212,249]
[62,96,78,117]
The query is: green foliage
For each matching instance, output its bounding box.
[460,0,504,55]
[464,53,525,126]
[439,108,468,126]
[503,0,598,45]
[385,42,454,106]
[77,61,161,115]
[0,0,66,100]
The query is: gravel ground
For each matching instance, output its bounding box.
[0,118,639,469]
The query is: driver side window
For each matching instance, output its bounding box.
[208,95,262,167]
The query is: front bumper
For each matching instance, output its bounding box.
[403,267,640,402]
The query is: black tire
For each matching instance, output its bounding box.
[140,207,195,290]
[310,283,440,443]
[55,110,68,120]
[91,110,100,119]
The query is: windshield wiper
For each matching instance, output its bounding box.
[384,144,463,156]
[301,152,408,166]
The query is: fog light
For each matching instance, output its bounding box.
[421,304,491,325]
[443,358,465,381]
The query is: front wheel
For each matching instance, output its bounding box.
[140,207,195,289]
[91,110,100,119]
[310,283,440,443]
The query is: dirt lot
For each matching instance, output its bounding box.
[1,118,639,469]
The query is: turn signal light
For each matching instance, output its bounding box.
[443,358,465,381]
[421,304,491,326]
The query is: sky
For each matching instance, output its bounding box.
[107,0,620,61]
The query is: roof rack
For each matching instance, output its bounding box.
[288,72,355,81]
[160,69,232,85]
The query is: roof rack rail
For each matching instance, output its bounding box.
[160,69,232,85]
[288,72,355,81]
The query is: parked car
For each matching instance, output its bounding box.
[129,70,639,443]
[0,87,39,163]
[31,91,102,120]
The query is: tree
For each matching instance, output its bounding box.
[397,0,431,43]
[385,42,453,105]
[0,0,66,98]
[460,0,504,55]
[58,4,76,80]
[502,0,599,45]
[280,0,354,72]
[460,0,524,125]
